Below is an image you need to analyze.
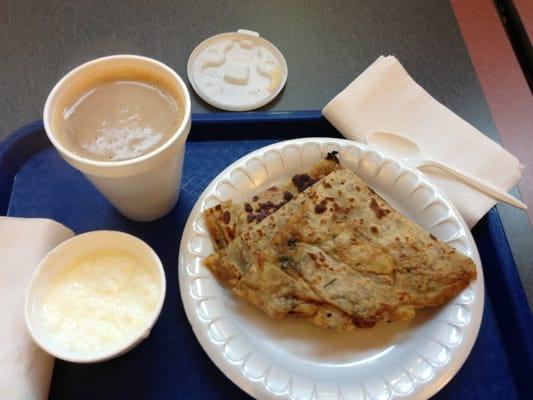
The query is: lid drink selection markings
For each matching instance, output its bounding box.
[187,29,288,111]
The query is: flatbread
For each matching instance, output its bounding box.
[204,155,339,251]
[204,159,477,330]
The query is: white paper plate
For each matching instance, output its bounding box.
[178,138,484,400]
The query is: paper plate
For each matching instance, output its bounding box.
[178,138,484,400]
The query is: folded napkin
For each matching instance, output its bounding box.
[322,55,522,227]
[0,217,73,400]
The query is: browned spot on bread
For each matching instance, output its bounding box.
[333,203,347,214]
[353,318,377,328]
[259,201,274,210]
[356,186,361,192]
[315,202,327,214]
[268,186,278,192]
[215,204,222,211]
[283,191,294,201]
[252,195,259,202]
[292,173,317,192]
[369,198,391,219]
[323,181,332,189]
[429,233,437,241]
[255,212,267,223]
[222,211,231,224]
[370,226,379,234]
[246,198,292,223]
[325,151,339,163]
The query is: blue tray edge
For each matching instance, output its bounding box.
[481,210,533,393]
[0,112,336,214]
[2,115,533,397]
[0,120,48,215]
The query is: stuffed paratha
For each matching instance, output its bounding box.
[204,155,339,251]
[204,156,476,330]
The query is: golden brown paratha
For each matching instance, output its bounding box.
[204,156,476,330]
[204,155,339,251]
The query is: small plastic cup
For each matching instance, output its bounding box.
[25,230,166,363]
[43,55,191,221]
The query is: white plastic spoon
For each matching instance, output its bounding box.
[366,131,527,210]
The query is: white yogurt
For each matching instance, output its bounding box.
[40,250,159,356]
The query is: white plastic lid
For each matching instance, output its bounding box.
[187,29,288,111]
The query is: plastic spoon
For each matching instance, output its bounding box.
[366,131,527,210]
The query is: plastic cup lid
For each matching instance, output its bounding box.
[187,29,288,111]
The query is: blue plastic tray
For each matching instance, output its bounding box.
[1,112,533,399]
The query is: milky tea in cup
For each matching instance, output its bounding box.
[44,55,191,221]
[51,73,185,162]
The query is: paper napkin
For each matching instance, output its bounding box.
[322,55,523,227]
[0,217,73,400]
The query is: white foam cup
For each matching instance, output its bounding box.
[43,55,191,221]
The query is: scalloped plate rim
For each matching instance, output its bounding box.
[178,138,484,400]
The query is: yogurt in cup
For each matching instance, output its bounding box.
[25,231,166,363]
